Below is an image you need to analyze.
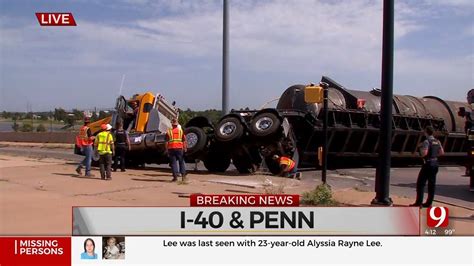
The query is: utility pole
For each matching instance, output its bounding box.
[372,0,394,206]
[222,0,229,115]
[304,82,328,183]
[321,82,329,184]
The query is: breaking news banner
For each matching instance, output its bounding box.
[0,195,472,266]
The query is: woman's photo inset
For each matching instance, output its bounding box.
[102,236,125,260]
[80,238,98,260]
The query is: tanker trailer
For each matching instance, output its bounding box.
[277,76,468,168]
[206,76,470,174]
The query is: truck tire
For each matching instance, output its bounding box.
[215,117,244,142]
[184,127,207,156]
[232,156,255,174]
[250,112,281,137]
[264,156,281,175]
[204,152,231,172]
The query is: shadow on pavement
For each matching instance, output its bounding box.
[52,173,102,181]
[393,182,473,204]
[131,177,173,183]
[142,173,172,177]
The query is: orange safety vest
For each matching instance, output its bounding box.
[279,156,295,172]
[76,126,93,146]
[167,127,184,149]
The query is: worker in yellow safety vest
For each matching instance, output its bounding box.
[272,154,301,179]
[94,124,115,180]
[166,118,187,182]
[75,117,95,177]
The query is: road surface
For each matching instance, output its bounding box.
[0,145,472,235]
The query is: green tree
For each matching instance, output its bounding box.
[72,109,84,120]
[91,112,98,121]
[19,123,33,132]
[11,120,19,132]
[54,108,67,121]
[36,124,47,132]
[64,115,75,127]
[98,111,109,119]
[1,111,12,119]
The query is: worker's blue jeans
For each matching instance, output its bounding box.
[169,149,186,177]
[291,149,299,174]
[78,145,93,175]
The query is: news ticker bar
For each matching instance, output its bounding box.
[73,207,419,236]
[1,236,472,266]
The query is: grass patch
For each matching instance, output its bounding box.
[301,183,338,206]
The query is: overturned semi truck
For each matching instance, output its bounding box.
[185,76,470,174]
[75,92,185,167]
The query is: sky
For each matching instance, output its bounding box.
[0,0,473,112]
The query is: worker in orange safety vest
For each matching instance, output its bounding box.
[166,118,187,182]
[75,117,95,177]
[272,154,301,179]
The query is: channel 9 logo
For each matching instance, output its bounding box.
[426,207,449,228]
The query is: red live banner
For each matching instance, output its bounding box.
[0,237,71,266]
[35,13,77,26]
[190,194,300,207]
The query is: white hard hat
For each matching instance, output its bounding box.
[106,124,112,130]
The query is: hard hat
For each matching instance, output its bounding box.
[272,154,280,160]
[101,124,107,130]
[106,124,112,131]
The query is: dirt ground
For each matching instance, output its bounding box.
[0,154,472,235]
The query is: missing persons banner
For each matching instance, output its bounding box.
[0,236,472,265]
[0,195,473,265]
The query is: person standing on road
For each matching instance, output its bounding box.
[113,122,130,172]
[95,124,115,180]
[411,126,445,207]
[464,89,474,191]
[166,118,187,182]
[76,117,95,177]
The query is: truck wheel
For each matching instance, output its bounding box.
[184,127,207,156]
[232,156,255,174]
[204,153,231,172]
[250,112,281,137]
[264,156,281,175]
[215,117,244,142]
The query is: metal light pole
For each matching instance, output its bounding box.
[372,0,394,206]
[305,83,329,183]
[222,0,229,115]
[321,82,329,184]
